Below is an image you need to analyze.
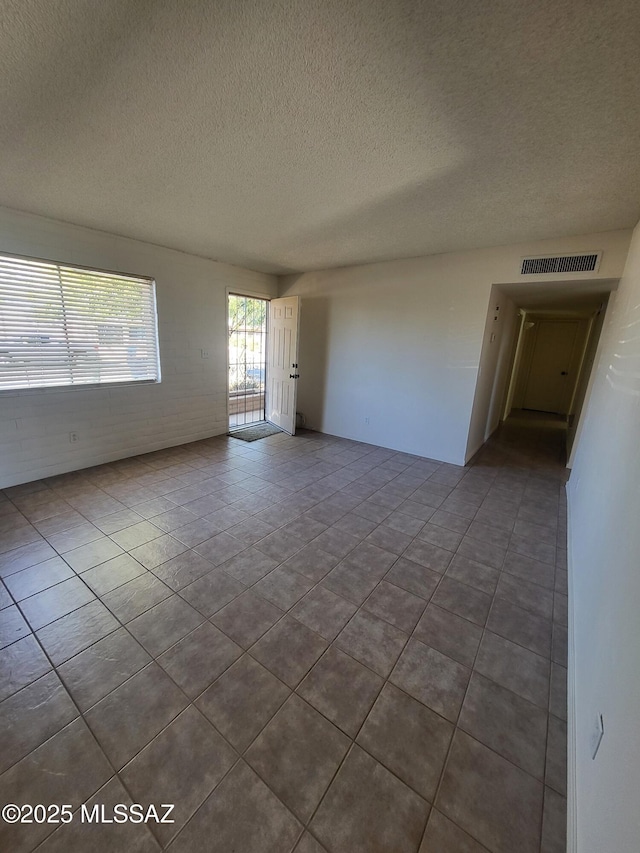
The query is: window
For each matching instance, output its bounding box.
[0,253,160,391]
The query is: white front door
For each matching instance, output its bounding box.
[266,296,300,435]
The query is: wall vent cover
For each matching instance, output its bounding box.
[520,252,601,275]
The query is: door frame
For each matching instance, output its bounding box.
[512,314,589,415]
[225,287,271,430]
[521,319,581,414]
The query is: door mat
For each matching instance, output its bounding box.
[229,422,284,442]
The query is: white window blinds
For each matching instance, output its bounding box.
[0,253,160,391]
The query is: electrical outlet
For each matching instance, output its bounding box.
[364,417,370,425]
[591,713,604,760]
[69,432,79,443]
[201,349,210,359]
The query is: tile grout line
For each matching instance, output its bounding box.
[0,426,568,853]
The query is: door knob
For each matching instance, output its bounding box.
[560,371,568,376]
[289,373,300,379]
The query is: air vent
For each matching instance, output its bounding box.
[520,253,601,275]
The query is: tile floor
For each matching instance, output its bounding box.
[0,418,568,852]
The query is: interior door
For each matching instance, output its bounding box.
[266,296,300,435]
[523,320,579,413]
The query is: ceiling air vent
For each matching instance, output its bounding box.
[520,252,601,275]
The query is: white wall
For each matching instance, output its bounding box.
[566,220,640,852]
[0,207,277,487]
[280,230,631,465]
[566,302,607,461]
[465,287,518,461]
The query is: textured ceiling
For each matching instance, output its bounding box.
[1,0,639,274]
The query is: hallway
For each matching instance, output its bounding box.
[0,418,567,853]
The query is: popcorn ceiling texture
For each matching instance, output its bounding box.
[0,0,639,274]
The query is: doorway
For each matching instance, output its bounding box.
[521,320,582,414]
[227,293,302,435]
[228,294,268,429]
[465,280,617,465]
